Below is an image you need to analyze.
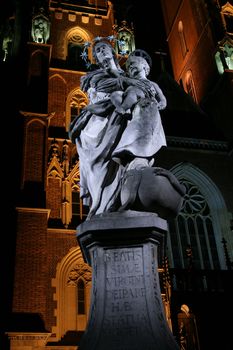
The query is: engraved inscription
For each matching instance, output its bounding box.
[101,247,153,342]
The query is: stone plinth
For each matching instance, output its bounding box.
[77,211,179,350]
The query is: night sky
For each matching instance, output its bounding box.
[111,0,172,78]
[112,0,166,46]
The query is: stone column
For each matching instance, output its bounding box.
[77,211,179,350]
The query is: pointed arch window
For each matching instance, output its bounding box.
[77,279,85,315]
[178,20,188,58]
[67,33,90,70]
[168,179,220,270]
[71,170,89,226]
[51,248,92,340]
[167,163,230,276]
[70,93,86,123]
[72,189,88,224]
[66,89,88,131]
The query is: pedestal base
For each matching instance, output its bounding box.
[77,211,179,350]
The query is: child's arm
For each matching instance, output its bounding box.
[106,68,139,90]
[152,82,167,110]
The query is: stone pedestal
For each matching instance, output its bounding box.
[77,211,179,350]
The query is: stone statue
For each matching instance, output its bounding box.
[69,40,185,220]
[71,39,184,350]
[31,9,50,44]
[117,30,132,54]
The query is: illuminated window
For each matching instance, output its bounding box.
[184,70,197,102]
[70,168,89,227]
[72,190,88,224]
[72,190,80,219]
[66,89,88,131]
[70,92,86,123]
[178,20,188,58]
[65,28,91,69]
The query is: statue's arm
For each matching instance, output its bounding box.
[152,82,167,110]
[68,110,92,143]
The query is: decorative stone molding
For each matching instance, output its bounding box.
[55,10,63,20]
[167,136,229,151]
[67,259,92,286]
[6,332,51,348]
[82,14,89,24]
[16,207,51,220]
[68,12,76,22]
[94,16,102,26]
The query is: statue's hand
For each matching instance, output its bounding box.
[156,101,166,110]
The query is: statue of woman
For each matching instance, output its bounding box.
[69,40,128,218]
[69,41,181,220]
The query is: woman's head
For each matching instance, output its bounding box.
[92,40,119,68]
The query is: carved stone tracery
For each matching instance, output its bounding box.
[67,260,92,286]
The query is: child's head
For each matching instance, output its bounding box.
[126,55,150,77]
[126,49,152,78]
